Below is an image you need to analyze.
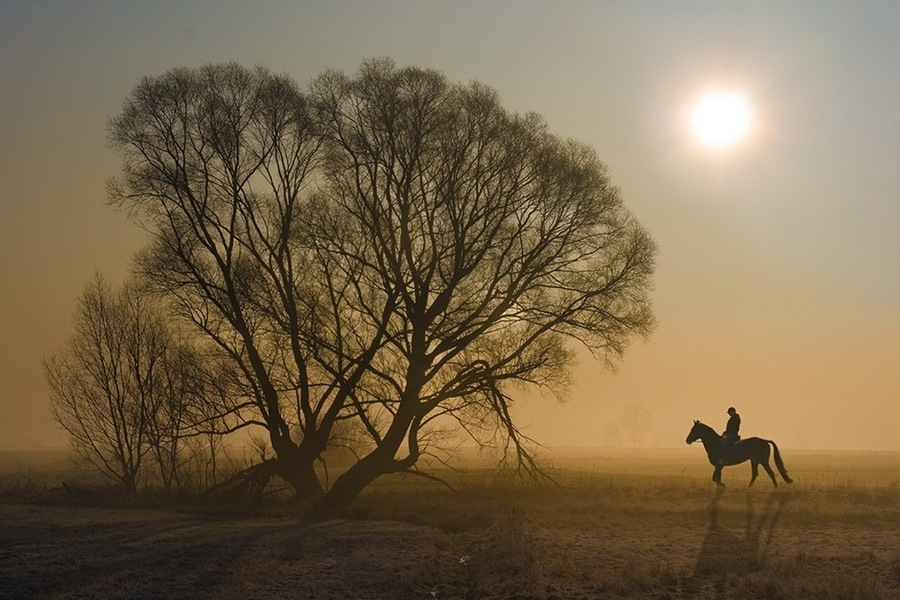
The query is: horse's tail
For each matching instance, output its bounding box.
[768,440,793,484]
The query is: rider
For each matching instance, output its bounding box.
[719,407,741,463]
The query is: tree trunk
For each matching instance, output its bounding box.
[272,437,325,503]
[310,451,387,516]
[308,408,417,516]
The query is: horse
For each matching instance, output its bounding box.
[686,420,793,488]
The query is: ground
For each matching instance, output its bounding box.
[0,503,466,599]
[2,448,899,599]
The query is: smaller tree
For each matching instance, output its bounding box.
[176,360,248,492]
[45,274,203,495]
[143,339,207,494]
[618,402,651,447]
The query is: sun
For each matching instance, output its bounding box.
[690,92,752,148]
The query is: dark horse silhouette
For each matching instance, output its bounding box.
[686,421,793,488]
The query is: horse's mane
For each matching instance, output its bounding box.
[693,421,718,436]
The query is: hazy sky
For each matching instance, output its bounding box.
[2,1,898,450]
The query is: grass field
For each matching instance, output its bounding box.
[1,447,899,599]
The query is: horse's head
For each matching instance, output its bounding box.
[686,419,702,445]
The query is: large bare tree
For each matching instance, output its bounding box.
[108,60,656,511]
[307,60,656,509]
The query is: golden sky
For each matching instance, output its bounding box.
[1,1,898,450]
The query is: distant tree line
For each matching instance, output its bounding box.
[44,60,656,513]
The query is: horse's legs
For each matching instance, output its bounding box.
[749,460,759,487]
[762,460,778,488]
[712,465,725,488]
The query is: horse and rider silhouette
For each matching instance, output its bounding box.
[686,407,793,488]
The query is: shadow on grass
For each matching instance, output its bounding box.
[694,490,791,598]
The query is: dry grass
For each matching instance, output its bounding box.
[2,448,900,599]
